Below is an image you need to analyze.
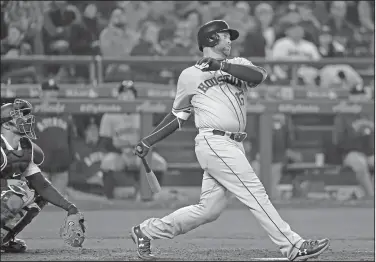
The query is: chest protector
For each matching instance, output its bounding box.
[0,137,33,179]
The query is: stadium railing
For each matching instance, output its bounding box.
[1,55,373,85]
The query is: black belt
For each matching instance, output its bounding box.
[212,130,247,142]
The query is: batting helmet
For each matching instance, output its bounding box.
[197,20,239,52]
[1,99,36,139]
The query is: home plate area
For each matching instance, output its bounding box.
[1,208,373,261]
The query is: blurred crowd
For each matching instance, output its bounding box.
[1,1,374,86]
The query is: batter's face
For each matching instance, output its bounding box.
[215,32,232,57]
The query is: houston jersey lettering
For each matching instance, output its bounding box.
[173,57,262,133]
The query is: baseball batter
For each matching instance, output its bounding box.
[131,20,330,261]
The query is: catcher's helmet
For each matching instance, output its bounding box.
[197,20,239,52]
[1,99,36,139]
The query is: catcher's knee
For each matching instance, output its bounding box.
[1,190,24,217]
[1,201,43,244]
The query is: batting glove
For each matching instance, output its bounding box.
[196,57,229,72]
[134,140,151,158]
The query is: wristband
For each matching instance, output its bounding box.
[141,140,151,149]
[220,62,230,72]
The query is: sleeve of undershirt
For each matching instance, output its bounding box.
[231,57,268,88]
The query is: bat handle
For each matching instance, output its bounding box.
[141,157,151,173]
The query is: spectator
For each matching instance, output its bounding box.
[99,81,167,201]
[241,3,275,58]
[35,80,78,198]
[312,1,330,26]
[4,1,46,53]
[352,25,375,57]
[130,22,168,82]
[318,64,364,90]
[200,1,227,22]
[255,3,276,57]
[271,13,321,83]
[240,17,265,58]
[275,3,320,45]
[158,26,177,54]
[167,20,196,56]
[90,1,118,22]
[119,1,151,32]
[175,1,200,17]
[331,115,375,199]
[130,22,164,56]
[70,117,105,195]
[1,26,37,83]
[99,8,140,82]
[184,10,202,47]
[294,1,321,47]
[318,25,345,58]
[165,20,198,81]
[357,1,375,31]
[324,1,357,56]
[185,9,202,30]
[42,1,78,78]
[147,1,177,28]
[70,3,101,56]
[69,3,101,81]
[223,1,253,56]
[336,1,374,31]
[1,3,8,41]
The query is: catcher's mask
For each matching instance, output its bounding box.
[1,99,36,140]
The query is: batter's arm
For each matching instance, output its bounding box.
[221,58,268,87]
[138,69,195,149]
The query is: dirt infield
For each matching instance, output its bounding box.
[1,206,374,261]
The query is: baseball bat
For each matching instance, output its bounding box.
[141,157,161,194]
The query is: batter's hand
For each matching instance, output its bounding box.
[196,57,225,72]
[134,140,151,158]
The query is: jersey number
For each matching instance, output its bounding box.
[235,91,245,106]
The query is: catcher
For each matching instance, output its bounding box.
[0,99,85,253]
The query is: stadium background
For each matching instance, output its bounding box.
[1,0,374,201]
[0,1,375,261]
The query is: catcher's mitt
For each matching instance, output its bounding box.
[59,212,86,247]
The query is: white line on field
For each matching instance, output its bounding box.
[249,258,289,261]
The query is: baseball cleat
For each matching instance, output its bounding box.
[291,238,330,261]
[1,238,27,253]
[130,225,156,260]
